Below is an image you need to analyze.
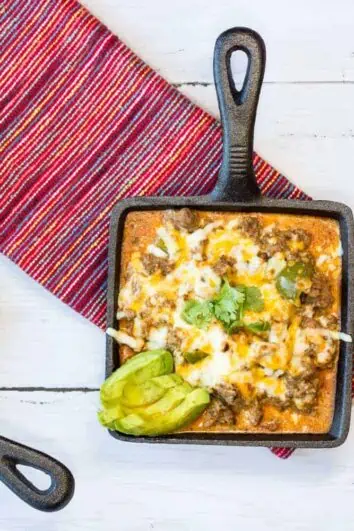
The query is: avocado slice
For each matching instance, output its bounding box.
[100,349,173,406]
[114,388,210,436]
[121,374,184,408]
[100,378,188,427]
[121,379,164,408]
[153,374,184,389]
[139,383,192,417]
[98,403,125,428]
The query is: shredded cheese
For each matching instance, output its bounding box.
[106,328,144,351]
[147,244,167,258]
[115,211,344,408]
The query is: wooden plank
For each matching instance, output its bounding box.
[1,83,354,388]
[0,256,104,388]
[0,390,353,529]
[180,83,354,208]
[81,0,354,83]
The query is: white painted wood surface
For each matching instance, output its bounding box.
[1,391,354,531]
[1,1,354,528]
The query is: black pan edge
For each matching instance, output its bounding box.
[105,196,353,449]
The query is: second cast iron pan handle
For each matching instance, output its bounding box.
[0,436,74,511]
[211,27,266,202]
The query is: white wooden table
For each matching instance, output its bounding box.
[1,1,354,529]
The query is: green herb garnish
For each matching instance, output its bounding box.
[181,300,214,329]
[243,286,264,312]
[180,280,266,334]
[213,279,245,326]
[236,285,264,312]
[224,320,244,334]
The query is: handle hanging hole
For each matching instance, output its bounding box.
[230,49,249,93]
[16,465,52,491]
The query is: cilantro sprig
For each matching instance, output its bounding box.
[181,278,267,336]
[213,279,245,326]
[241,285,265,312]
[181,300,214,329]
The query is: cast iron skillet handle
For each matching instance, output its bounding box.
[211,27,266,202]
[0,436,74,512]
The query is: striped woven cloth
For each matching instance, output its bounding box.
[0,0,321,459]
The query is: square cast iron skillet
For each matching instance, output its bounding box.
[106,27,354,448]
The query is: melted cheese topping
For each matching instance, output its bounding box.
[113,211,345,414]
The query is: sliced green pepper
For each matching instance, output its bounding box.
[276,262,313,300]
[156,238,168,253]
[244,320,271,335]
[183,350,209,364]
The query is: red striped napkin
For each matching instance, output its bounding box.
[0,0,319,459]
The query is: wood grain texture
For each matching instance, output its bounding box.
[80,0,354,83]
[0,256,104,388]
[180,84,354,208]
[1,0,354,528]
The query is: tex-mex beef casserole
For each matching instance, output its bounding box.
[99,209,352,436]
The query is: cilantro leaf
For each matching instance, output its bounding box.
[225,320,243,334]
[244,286,264,312]
[244,321,271,335]
[181,300,214,328]
[213,279,245,326]
[236,285,264,312]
